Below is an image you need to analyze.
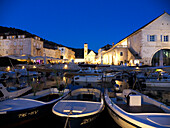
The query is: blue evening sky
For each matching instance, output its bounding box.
[0,0,170,52]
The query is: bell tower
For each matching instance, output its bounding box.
[84,43,88,60]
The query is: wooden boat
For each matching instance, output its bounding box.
[7,71,21,79]
[0,71,9,80]
[0,87,70,127]
[145,78,170,87]
[0,83,32,101]
[64,68,103,77]
[14,68,40,77]
[105,89,170,128]
[52,87,104,128]
[73,75,102,82]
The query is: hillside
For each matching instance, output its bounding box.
[0,26,97,58]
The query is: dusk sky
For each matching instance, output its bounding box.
[0,0,170,52]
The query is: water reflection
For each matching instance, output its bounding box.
[1,74,169,107]
[1,73,169,128]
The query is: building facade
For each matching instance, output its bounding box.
[102,12,170,66]
[43,48,61,58]
[0,35,43,57]
[58,47,75,62]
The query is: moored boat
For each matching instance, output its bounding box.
[52,87,104,128]
[0,71,9,80]
[145,78,170,87]
[0,83,32,101]
[105,88,170,128]
[73,75,102,82]
[0,87,70,127]
[64,68,103,77]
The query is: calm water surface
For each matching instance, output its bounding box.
[1,73,169,128]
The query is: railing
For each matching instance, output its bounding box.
[116,45,127,48]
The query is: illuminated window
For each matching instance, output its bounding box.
[12,36,16,39]
[120,52,123,56]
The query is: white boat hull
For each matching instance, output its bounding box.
[73,76,102,82]
[105,89,170,128]
[145,81,170,87]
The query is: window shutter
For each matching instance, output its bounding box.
[147,35,150,42]
[155,35,157,41]
[168,35,169,42]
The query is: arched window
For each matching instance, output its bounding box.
[152,49,170,66]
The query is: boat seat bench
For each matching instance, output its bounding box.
[116,104,165,113]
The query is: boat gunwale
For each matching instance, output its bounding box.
[105,89,170,128]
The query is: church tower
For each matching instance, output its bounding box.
[84,43,88,61]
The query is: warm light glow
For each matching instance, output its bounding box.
[33,65,36,68]
[155,69,163,72]
[134,59,139,65]
[136,67,139,70]
[22,66,25,69]
[6,66,10,71]
[64,64,68,69]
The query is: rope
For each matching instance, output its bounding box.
[9,58,20,84]
[64,110,72,128]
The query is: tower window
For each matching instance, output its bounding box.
[120,52,123,56]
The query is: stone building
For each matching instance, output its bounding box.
[58,47,75,62]
[102,12,170,66]
[83,43,97,64]
[97,44,113,64]
[0,34,43,57]
[43,48,61,59]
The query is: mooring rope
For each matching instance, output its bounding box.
[64,110,72,128]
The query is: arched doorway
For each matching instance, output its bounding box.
[152,49,170,66]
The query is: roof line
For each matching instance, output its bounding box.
[104,12,169,54]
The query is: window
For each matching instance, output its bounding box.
[14,42,16,46]
[147,35,157,42]
[164,35,169,42]
[120,52,123,56]
[14,49,16,54]
[20,42,22,46]
[150,35,156,42]
[20,50,22,55]
[6,51,8,54]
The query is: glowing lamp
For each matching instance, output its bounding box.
[64,64,68,69]
[6,66,10,72]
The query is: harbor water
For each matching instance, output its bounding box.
[1,72,170,128]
